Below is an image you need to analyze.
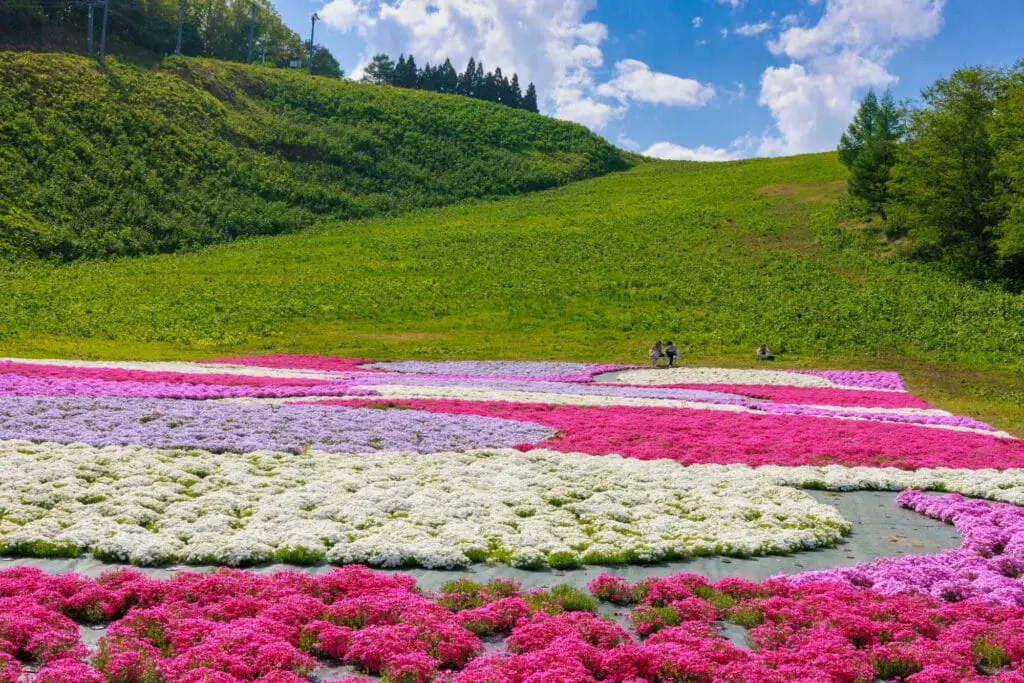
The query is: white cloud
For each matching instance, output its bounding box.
[768,0,945,60]
[320,0,360,31]
[717,0,743,8]
[317,0,714,131]
[596,60,715,108]
[643,135,757,162]
[692,16,703,28]
[317,0,619,127]
[735,22,772,37]
[617,133,640,150]
[753,0,945,156]
[720,28,729,39]
[781,13,801,28]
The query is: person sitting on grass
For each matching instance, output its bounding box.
[664,341,679,367]
[649,341,664,368]
[756,344,775,361]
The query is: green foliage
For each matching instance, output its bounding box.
[838,89,903,217]
[309,46,343,79]
[0,0,313,68]
[871,653,923,680]
[724,606,765,629]
[973,639,1011,675]
[0,52,630,261]
[990,64,1024,274]
[524,585,598,614]
[888,67,1004,266]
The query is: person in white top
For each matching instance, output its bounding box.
[756,345,775,361]
[649,341,664,368]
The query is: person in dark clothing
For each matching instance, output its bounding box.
[664,341,679,367]
[756,345,775,361]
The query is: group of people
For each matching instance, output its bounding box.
[648,341,679,367]
[646,341,775,368]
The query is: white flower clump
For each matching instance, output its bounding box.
[0,357,339,381]
[362,384,750,411]
[752,464,1024,505]
[0,441,852,569]
[605,368,845,388]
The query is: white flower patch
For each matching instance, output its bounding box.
[750,464,1024,505]
[358,384,752,411]
[0,442,851,569]
[601,368,870,389]
[0,357,343,381]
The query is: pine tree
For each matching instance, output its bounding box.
[522,83,539,113]
[362,53,396,85]
[474,61,486,99]
[510,74,523,109]
[419,63,435,91]
[394,54,408,86]
[403,54,419,88]
[441,59,459,94]
[458,58,476,96]
[838,89,904,217]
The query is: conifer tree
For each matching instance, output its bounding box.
[510,73,523,109]
[838,89,904,217]
[362,53,396,85]
[441,59,459,94]
[522,83,539,113]
[458,58,476,96]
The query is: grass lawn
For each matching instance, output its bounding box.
[2,153,1021,434]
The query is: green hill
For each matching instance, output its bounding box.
[0,52,630,261]
[1,152,1021,433]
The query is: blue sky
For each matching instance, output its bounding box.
[273,0,1023,159]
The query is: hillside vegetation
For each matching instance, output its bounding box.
[0,52,630,261]
[1,153,1021,432]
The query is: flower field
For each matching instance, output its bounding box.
[1,355,1024,681]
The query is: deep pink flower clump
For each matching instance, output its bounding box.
[3,564,1024,680]
[319,398,1024,470]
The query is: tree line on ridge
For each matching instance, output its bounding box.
[361,53,540,113]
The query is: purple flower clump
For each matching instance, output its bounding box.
[794,370,907,391]
[0,397,554,454]
[0,374,374,400]
[790,491,1024,606]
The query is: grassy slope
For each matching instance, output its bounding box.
[0,52,628,261]
[1,153,1021,433]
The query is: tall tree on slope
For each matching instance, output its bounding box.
[838,89,904,218]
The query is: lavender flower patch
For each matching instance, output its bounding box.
[0,397,554,454]
[789,491,1024,606]
[0,374,375,401]
[794,370,907,391]
[363,360,630,382]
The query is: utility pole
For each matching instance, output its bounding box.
[98,0,109,65]
[86,1,95,56]
[175,0,185,55]
[246,2,256,64]
[307,12,318,74]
